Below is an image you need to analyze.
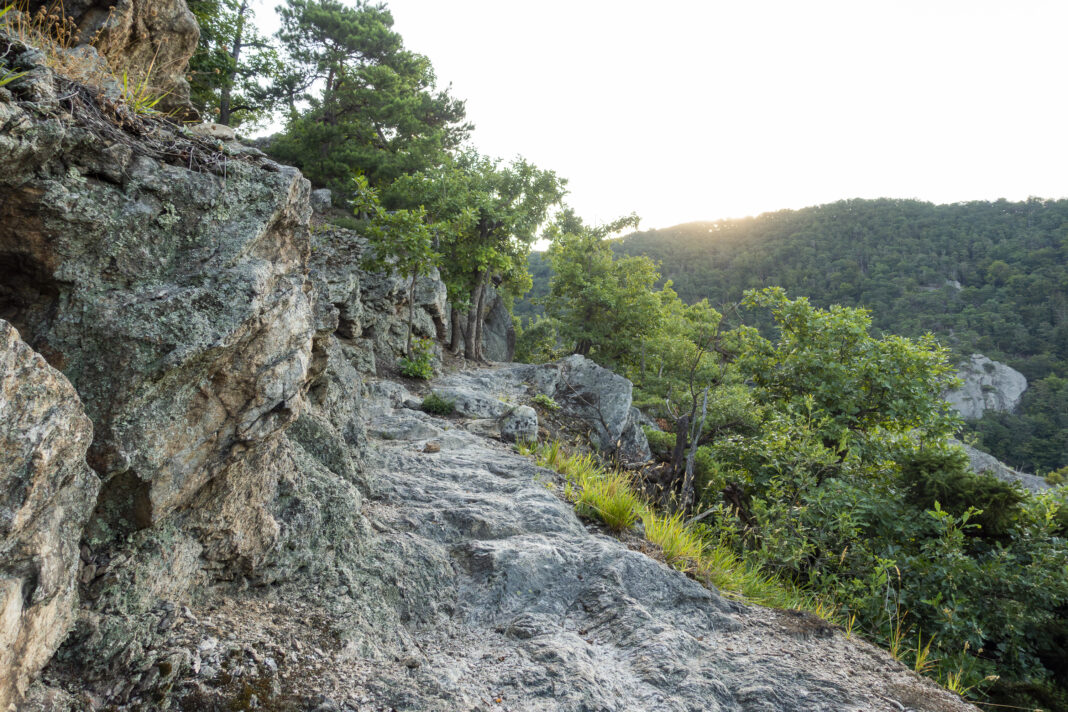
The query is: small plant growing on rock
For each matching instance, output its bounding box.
[398,338,435,379]
[531,393,560,411]
[420,393,454,416]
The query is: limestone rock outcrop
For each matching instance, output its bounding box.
[309,224,449,374]
[945,354,1027,420]
[0,320,99,711]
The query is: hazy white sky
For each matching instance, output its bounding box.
[250,0,1068,230]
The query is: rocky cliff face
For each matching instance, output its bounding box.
[944,354,1027,420]
[1,14,981,712]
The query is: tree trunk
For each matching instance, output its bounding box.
[472,281,488,362]
[449,307,464,354]
[670,415,690,485]
[678,387,709,514]
[406,271,416,357]
[218,0,248,126]
[464,272,486,361]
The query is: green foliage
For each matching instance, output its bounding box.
[420,392,455,416]
[0,61,25,87]
[543,210,660,369]
[514,315,562,364]
[120,69,169,115]
[618,290,1068,705]
[187,0,282,126]
[590,198,1068,473]
[900,448,1025,541]
[398,338,434,379]
[352,173,437,356]
[738,287,962,462]
[267,0,469,193]
[643,427,675,461]
[531,393,560,412]
[388,152,565,359]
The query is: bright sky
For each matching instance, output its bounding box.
[249,0,1068,231]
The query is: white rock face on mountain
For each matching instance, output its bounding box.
[944,354,1027,420]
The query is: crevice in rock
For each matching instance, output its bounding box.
[0,251,61,358]
[85,469,154,545]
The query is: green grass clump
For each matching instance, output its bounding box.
[525,440,819,616]
[641,511,704,571]
[420,392,455,416]
[573,469,644,532]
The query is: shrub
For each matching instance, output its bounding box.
[420,393,454,416]
[398,337,435,379]
[901,448,1024,541]
[643,426,675,461]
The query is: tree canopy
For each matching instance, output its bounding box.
[267,0,470,194]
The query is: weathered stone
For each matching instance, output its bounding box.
[481,291,515,362]
[308,224,448,371]
[498,405,538,443]
[0,320,99,711]
[188,122,236,142]
[310,188,334,214]
[434,356,651,462]
[0,82,315,534]
[945,354,1028,420]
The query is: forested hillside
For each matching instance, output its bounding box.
[522,198,1068,473]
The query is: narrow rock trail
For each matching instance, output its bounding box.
[326,370,979,712]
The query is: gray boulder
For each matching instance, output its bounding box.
[528,355,651,462]
[310,188,333,213]
[0,79,317,535]
[481,291,516,362]
[0,320,100,710]
[945,354,1028,420]
[499,405,539,443]
[435,355,651,463]
[956,441,1051,493]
